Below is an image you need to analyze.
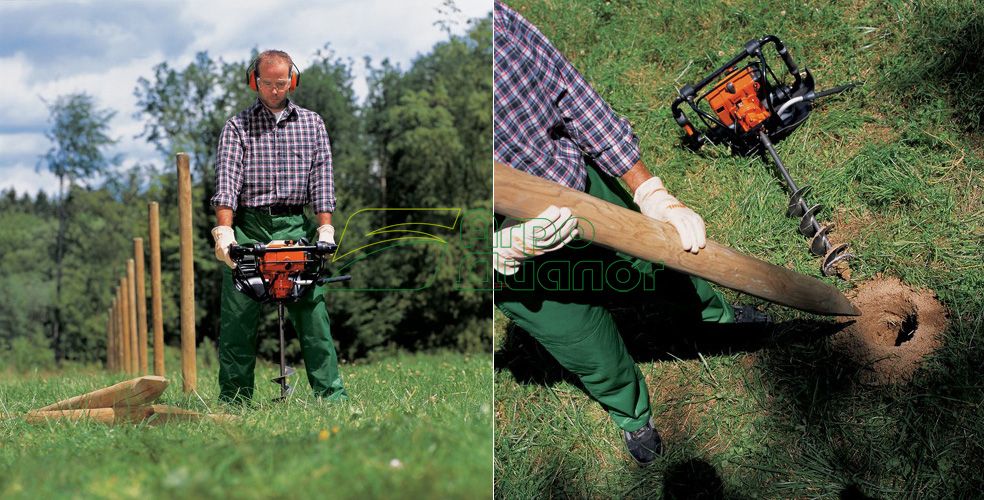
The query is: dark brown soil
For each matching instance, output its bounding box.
[833,276,947,384]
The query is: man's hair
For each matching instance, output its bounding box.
[255,50,294,77]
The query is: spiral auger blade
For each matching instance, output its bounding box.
[760,130,854,277]
[783,183,854,276]
[272,366,296,400]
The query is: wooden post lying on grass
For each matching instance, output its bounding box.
[127,260,139,374]
[493,162,859,316]
[37,376,168,411]
[119,278,132,374]
[25,406,237,425]
[149,202,165,376]
[177,152,197,392]
[134,238,148,374]
[22,376,239,426]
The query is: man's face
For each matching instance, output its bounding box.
[255,58,292,110]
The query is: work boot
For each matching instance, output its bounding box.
[732,304,771,324]
[623,418,663,466]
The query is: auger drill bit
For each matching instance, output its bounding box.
[758,130,853,276]
[272,302,295,401]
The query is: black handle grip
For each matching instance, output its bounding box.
[813,82,862,99]
[229,243,263,260]
[229,242,337,259]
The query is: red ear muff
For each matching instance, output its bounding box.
[246,58,259,91]
[289,63,300,92]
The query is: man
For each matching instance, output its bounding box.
[210,49,346,403]
[493,1,766,465]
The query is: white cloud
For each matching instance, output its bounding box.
[0,132,49,159]
[0,53,48,129]
[1,162,60,197]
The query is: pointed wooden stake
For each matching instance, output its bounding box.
[36,376,169,411]
[24,405,237,425]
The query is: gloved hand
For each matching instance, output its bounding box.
[493,205,579,276]
[633,176,706,254]
[316,224,336,246]
[211,226,236,269]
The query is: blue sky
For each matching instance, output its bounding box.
[0,0,491,196]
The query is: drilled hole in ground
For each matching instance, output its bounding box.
[833,276,947,385]
[895,313,918,346]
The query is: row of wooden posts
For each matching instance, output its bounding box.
[105,153,198,393]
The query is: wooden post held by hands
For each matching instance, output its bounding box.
[492,162,859,316]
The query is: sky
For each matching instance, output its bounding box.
[0,0,491,197]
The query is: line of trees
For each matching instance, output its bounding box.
[0,15,492,369]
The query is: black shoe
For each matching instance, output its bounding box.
[623,418,663,466]
[732,304,771,324]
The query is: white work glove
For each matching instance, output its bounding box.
[633,176,706,254]
[316,224,336,245]
[211,226,237,269]
[493,205,579,276]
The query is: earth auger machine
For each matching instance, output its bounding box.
[229,240,350,400]
[671,34,860,277]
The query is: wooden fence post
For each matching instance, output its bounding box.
[127,260,139,375]
[149,202,165,376]
[177,153,197,392]
[115,287,125,373]
[134,238,148,374]
[119,278,132,374]
[106,307,114,371]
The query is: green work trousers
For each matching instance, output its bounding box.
[496,165,734,432]
[218,208,347,402]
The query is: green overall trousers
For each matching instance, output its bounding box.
[218,207,347,402]
[496,166,734,432]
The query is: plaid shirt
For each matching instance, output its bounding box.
[211,99,335,213]
[493,1,640,191]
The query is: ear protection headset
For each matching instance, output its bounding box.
[245,55,301,92]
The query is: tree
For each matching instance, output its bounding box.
[38,93,118,363]
[343,14,493,356]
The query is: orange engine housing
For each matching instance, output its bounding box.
[705,67,770,133]
[260,242,310,300]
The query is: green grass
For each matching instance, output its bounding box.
[496,0,984,497]
[0,349,492,498]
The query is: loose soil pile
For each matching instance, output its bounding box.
[833,276,947,384]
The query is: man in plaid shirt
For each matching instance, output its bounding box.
[209,49,347,403]
[494,1,765,466]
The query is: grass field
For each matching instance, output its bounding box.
[495,0,983,498]
[1,349,492,498]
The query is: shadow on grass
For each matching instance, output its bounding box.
[495,309,850,388]
[745,301,984,496]
[661,458,726,500]
[496,437,742,498]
